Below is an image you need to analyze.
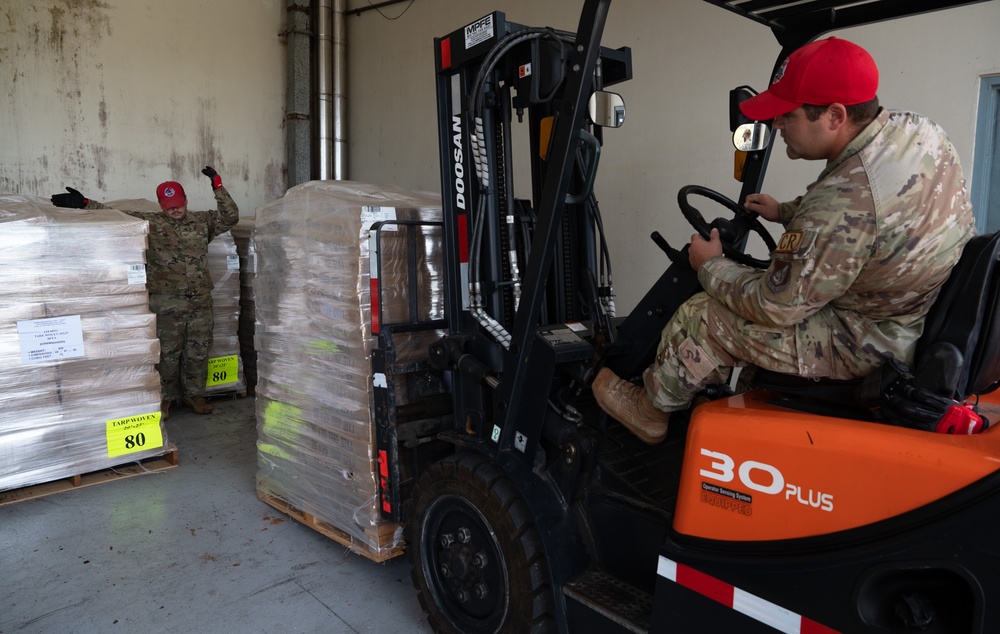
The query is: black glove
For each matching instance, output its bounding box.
[51,187,89,209]
[202,166,223,190]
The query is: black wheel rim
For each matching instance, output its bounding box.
[420,494,510,632]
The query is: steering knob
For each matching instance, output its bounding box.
[712,219,739,244]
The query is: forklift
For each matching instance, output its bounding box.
[367,0,1000,631]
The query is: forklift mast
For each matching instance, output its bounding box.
[430,2,631,467]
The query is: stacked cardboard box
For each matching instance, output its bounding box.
[253,181,443,560]
[0,196,165,492]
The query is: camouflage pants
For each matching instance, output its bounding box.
[643,292,885,411]
[150,293,214,401]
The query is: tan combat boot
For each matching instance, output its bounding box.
[592,367,669,444]
[183,395,213,415]
[161,399,171,422]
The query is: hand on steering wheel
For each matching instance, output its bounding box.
[678,185,777,269]
[689,227,724,271]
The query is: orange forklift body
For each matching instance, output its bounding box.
[674,389,1000,541]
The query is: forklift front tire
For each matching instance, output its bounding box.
[408,452,555,634]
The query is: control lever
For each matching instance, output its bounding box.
[651,231,687,266]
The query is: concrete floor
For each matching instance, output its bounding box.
[0,396,434,634]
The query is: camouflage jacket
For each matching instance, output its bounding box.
[698,109,975,363]
[88,187,239,297]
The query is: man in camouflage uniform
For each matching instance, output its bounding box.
[51,166,239,420]
[593,37,975,444]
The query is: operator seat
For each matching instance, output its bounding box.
[914,232,1000,399]
[754,232,1000,428]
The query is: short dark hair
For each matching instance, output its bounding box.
[802,96,880,126]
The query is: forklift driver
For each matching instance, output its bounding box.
[593,37,976,444]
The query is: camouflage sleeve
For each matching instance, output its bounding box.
[698,189,875,327]
[777,197,802,225]
[84,200,144,219]
[209,186,240,239]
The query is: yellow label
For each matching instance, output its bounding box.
[206,355,239,386]
[106,412,164,458]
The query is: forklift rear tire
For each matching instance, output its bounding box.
[408,452,555,633]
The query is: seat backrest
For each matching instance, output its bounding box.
[916,232,1000,399]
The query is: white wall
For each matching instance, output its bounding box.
[1,0,286,217]
[345,0,1000,311]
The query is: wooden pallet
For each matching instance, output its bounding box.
[0,444,179,506]
[257,489,405,563]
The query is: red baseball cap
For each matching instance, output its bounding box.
[740,37,879,121]
[156,181,187,210]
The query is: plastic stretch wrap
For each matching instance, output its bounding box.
[254,181,443,557]
[0,196,165,492]
[206,231,245,395]
[107,199,246,395]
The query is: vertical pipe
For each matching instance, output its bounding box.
[316,0,334,179]
[332,0,347,180]
[285,1,312,187]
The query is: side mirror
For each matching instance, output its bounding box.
[733,122,770,152]
[588,91,626,128]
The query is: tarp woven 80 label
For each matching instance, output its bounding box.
[106,412,163,458]
[206,355,239,386]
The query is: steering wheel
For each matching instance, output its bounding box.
[678,184,777,269]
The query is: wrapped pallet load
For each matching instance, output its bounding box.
[0,196,164,492]
[254,181,443,561]
[107,198,246,397]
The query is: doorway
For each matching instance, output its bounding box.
[974,75,1000,233]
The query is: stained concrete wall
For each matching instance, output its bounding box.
[1,0,286,217]
[3,0,998,311]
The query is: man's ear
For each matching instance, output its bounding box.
[827,103,849,130]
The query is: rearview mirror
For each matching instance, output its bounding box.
[588,91,626,128]
[733,122,770,152]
